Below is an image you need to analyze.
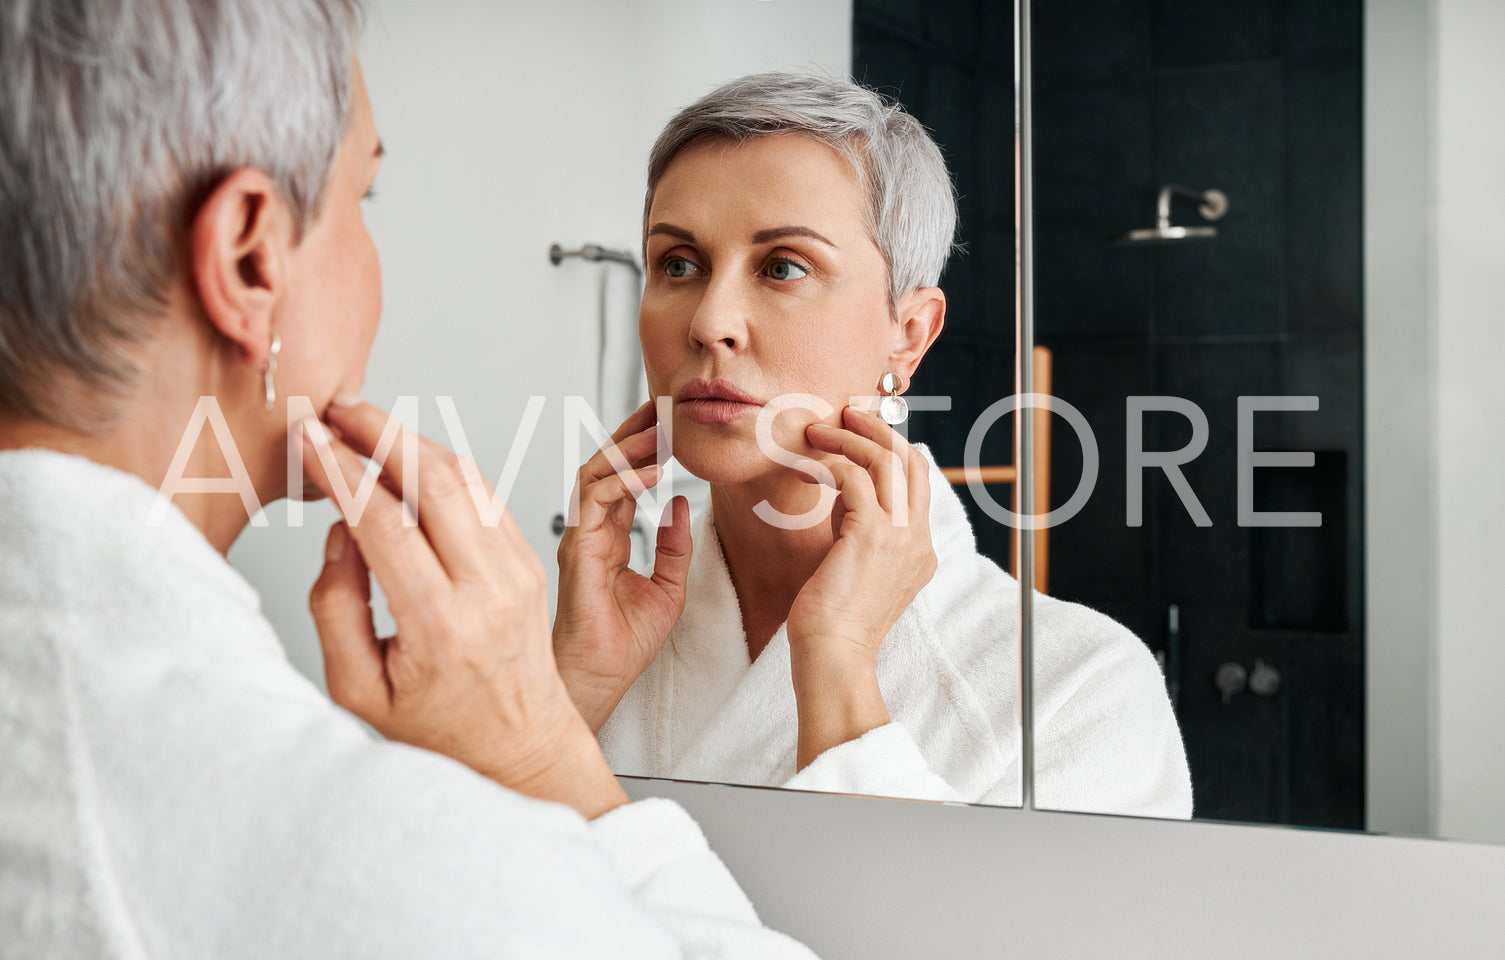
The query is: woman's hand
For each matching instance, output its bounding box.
[553,401,693,733]
[302,400,626,820]
[786,406,939,769]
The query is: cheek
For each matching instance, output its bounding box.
[638,305,682,388]
[356,230,382,340]
[780,302,890,396]
[325,215,381,352]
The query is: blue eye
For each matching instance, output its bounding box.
[663,256,700,278]
[767,259,809,281]
[362,185,378,202]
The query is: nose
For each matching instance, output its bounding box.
[687,273,749,355]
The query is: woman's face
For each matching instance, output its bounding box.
[640,134,898,484]
[278,58,384,413]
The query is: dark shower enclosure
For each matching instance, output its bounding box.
[854,0,1366,828]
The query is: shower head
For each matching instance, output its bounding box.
[1115,224,1218,246]
[1115,185,1228,246]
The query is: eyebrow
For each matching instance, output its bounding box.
[646,222,838,248]
[647,222,695,243]
[750,226,837,248]
[373,140,385,159]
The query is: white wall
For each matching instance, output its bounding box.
[1433,0,1505,841]
[229,0,854,684]
[627,776,1505,960]
[1366,0,1505,843]
[1364,0,1438,838]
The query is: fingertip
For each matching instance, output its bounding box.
[325,521,347,564]
[810,416,848,437]
[310,418,337,448]
[842,405,877,425]
[295,416,327,450]
[322,397,363,422]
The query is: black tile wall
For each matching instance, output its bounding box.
[976,74,1016,319]
[1047,341,1156,603]
[1285,65,1363,336]
[1023,0,1364,828]
[858,0,1363,828]
[1032,0,1153,93]
[854,4,1016,575]
[1152,0,1280,70]
[926,0,977,61]
[977,1,1015,73]
[1284,0,1363,66]
[1153,63,1285,339]
[1153,342,1282,607]
[861,0,924,34]
[1034,78,1155,340]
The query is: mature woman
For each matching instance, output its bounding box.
[555,73,1192,816]
[0,4,814,956]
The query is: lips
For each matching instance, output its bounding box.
[678,378,761,425]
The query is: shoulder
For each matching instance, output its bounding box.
[906,445,1022,668]
[68,649,676,954]
[1030,593,1165,718]
[1029,593,1193,818]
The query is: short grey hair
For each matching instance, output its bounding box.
[0,0,363,426]
[644,72,958,308]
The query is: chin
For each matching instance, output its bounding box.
[670,417,809,486]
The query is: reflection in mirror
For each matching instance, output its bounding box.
[582,69,1034,807]
[1028,0,1505,842]
[342,0,1040,810]
[230,0,1199,817]
[583,0,1192,816]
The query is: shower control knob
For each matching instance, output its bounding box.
[551,513,567,536]
[1249,658,1281,697]
[1214,662,1248,704]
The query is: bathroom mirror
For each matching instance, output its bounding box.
[231,0,1032,811]
[1020,0,1505,843]
[226,0,1505,840]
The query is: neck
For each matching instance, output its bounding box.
[0,406,273,556]
[710,470,838,661]
[0,322,286,557]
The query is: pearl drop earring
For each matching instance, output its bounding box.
[263,333,281,411]
[878,371,908,425]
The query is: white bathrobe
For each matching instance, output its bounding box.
[600,448,1193,818]
[0,450,815,959]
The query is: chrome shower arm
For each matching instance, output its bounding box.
[1156,184,1230,227]
[549,242,641,274]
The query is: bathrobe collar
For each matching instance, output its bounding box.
[0,448,270,655]
[620,444,987,785]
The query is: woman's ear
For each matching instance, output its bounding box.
[189,168,292,366]
[889,286,947,387]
